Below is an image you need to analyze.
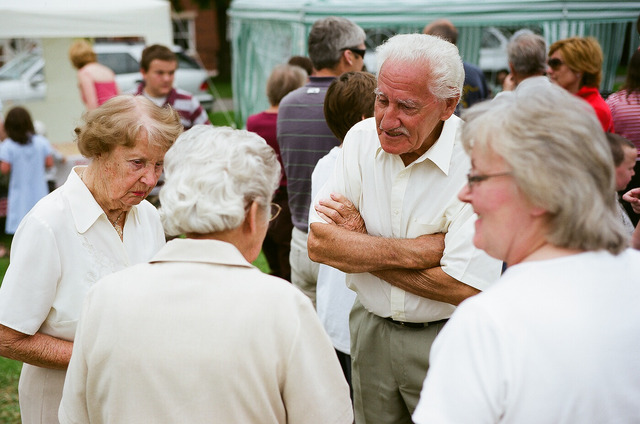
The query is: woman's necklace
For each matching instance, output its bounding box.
[80,169,125,240]
[110,211,125,239]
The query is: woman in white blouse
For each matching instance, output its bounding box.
[0,95,182,423]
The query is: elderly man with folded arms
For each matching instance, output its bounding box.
[308,33,501,424]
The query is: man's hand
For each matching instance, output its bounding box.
[623,187,640,214]
[502,73,516,92]
[314,193,367,234]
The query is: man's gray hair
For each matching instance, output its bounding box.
[159,125,280,236]
[308,16,366,71]
[461,84,628,254]
[507,29,547,77]
[375,33,464,101]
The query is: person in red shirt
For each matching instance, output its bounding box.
[547,36,614,132]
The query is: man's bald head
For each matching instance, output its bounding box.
[423,19,458,45]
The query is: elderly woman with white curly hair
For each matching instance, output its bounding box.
[58,125,353,424]
[412,84,640,423]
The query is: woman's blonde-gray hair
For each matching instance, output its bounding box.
[461,84,628,254]
[75,95,182,158]
[159,125,281,236]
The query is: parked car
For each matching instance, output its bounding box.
[0,50,45,103]
[0,44,214,110]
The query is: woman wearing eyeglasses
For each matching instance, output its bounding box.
[412,83,640,423]
[546,36,614,132]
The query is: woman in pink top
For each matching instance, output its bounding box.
[547,36,614,132]
[607,49,640,225]
[69,40,119,110]
[607,49,640,152]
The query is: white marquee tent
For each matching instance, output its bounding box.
[0,0,173,143]
[229,0,640,127]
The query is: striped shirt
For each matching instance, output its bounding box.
[277,77,340,232]
[607,90,640,159]
[135,84,210,130]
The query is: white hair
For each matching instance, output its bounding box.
[375,33,464,101]
[461,84,628,253]
[159,125,280,236]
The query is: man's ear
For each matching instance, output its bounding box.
[440,96,459,120]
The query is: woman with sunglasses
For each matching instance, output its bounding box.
[547,36,614,132]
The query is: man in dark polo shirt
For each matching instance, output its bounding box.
[277,16,366,306]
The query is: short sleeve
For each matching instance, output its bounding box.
[0,213,62,334]
[413,299,507,424]
[0,141,11,163]
[440,202,502,290]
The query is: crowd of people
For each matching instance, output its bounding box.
[0,15,638,424]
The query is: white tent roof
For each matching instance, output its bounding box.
[0,0,172,45]
[0,0,173,143]
[229,0,640,126]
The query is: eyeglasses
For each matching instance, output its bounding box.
[547,58,564,71]
[341,47,366,59]
[269,203,282,222]
[466,172,512,191]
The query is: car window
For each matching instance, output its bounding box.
[0,53,40,80]
[96,52,140,75]
[176,52,200,70]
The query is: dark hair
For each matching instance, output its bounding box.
[422,19,458,45]
[323,71,377,141]
[5,107,35,145]
[606,133,636,166]
[288,56,314,76]
[140,44,177,72]
[623,49,640,100]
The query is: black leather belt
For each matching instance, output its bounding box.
[384,317,448,329]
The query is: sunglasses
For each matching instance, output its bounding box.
[342,47,366,59]
[547,58,564,70]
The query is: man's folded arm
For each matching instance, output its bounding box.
[308,222,444,274]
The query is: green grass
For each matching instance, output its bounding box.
[209,110,236,127]
[0,358,21,424]
[209,78,232,98]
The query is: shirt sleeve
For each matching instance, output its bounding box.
[0,141,11,163]
[412,299,507,424]
[308,134,362,227]
[0,213,62,334]
[440,201,502,290]
[282,294,354,424]
[58,288,93,424]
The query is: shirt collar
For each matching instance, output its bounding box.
[150,238,253,268]
[67,165,141,234]
[375,114,462,175]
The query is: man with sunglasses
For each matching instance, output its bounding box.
[277,16,366,308]
[308,34,501,423]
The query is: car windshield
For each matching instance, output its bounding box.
[0,52,40,80]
